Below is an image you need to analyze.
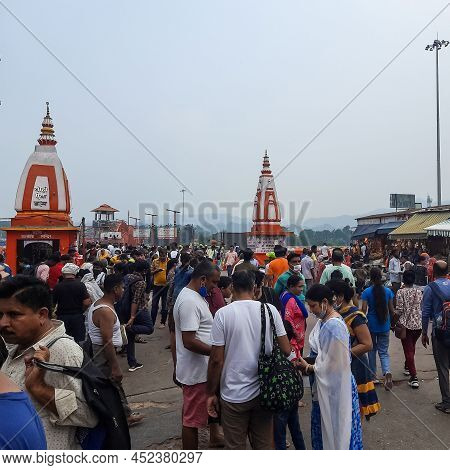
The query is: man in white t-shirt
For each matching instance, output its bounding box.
[320,243,329,259]
[173,260,221,450]
[206,270,291,449]
[360,243,367,259]
[169,242,179,261]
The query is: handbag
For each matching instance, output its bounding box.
[258,303,303,412]
[394,323,406,340]
[120,324,128,346]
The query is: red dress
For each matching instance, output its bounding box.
[284,297,307,359]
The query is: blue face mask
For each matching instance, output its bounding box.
[199,285,208,297]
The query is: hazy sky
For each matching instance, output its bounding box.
[1,1,450,227]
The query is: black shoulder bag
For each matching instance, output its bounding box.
[258,303,303,412]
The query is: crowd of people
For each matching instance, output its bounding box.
[0,239,449,451]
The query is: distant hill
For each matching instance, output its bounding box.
[74,203,439,235]
[301,215,356,231]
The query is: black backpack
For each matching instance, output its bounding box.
[35,337,131,450]
[428,282,450,348]
[115,277,140,323]
[330,269,344,280]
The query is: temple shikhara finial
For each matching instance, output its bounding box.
[262,149,271,172]
[38,101,57,146]
[247,149,292,259]
[252,149,281,227]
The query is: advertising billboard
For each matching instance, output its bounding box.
[390,194,415,210]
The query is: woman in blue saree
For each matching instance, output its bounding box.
[297,284,363,450]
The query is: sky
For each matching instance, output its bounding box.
[1,0,450,228]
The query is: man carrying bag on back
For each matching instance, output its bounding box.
[422,260,450,414]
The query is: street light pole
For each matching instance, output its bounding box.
[180,189,186,244]
[129,216,140,228]
[145,213,158,246]
[426,38,449,206]
[180,189,186,227]
[129,216,140,244]
[166,209,181,245]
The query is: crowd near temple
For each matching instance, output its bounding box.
[0,104,449,451]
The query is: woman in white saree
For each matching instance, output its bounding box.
[297,284,363,450]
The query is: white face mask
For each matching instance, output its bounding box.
[316,302,328,320]
[293,264,302,273]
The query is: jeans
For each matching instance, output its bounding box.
[391,283,401,306]
[151,285,168,325]
[126,309,154,367]
[227,265,233,277]
[274,405,306,450]
[368,331,391,379]
[432,333,450,406]
[400,329,421,377]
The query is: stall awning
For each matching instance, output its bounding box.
[425,219,450,237]
[376,221,403,235]
[351,224,382,240]
[389,211,450,239]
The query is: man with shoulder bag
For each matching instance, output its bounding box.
[0,276,98,449]
[422,261,450,414]
[206,270,295,450]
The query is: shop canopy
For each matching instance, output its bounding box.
[375,221,403,235]
[351,224,382,240]
[351,221,402,240]
[425,219,450,237]
[389,211,450,239]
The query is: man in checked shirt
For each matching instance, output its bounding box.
[125,260,154,372]
[0,276,97,449]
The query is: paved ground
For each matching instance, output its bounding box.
[120,316,450,450]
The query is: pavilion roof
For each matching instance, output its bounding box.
[91,204,119,213]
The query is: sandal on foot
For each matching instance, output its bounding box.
[127,412,144,427]
[435,403,450,414]
[384,373,393,391]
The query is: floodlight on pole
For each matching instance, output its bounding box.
[180,188,186,244]
[180,189,186,227]
[145,213,158,246]
[425,38,449,206]
[166,209,181,243]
